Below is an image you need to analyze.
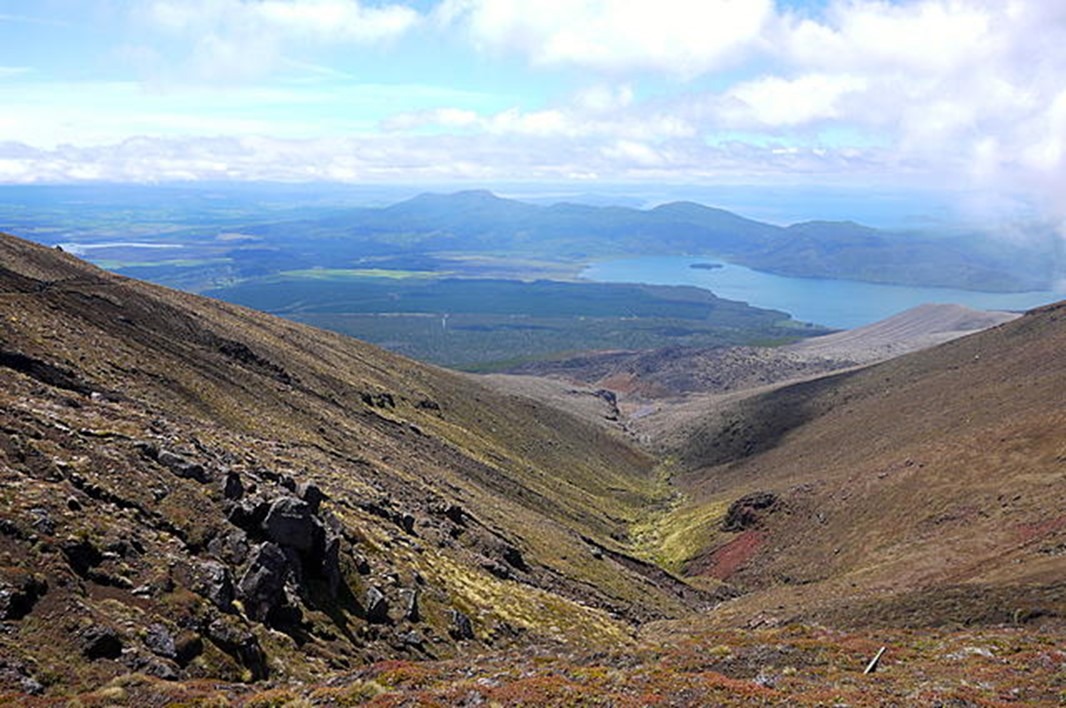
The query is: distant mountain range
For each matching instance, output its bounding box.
[233,189,1057,292]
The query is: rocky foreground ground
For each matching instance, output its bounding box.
[12,623,1062,706]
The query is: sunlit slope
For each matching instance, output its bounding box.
[0,232,700,692]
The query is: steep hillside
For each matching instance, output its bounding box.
[2,232,1062,704]
[0,233,707,697]
[655,301,1066,628]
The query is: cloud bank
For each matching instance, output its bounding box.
[1,0,1064,204]
[134,0,420,80]
[438,0,774,76]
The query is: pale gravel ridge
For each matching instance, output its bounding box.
[785,303,1020,363]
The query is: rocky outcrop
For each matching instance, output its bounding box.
[296,482,325,513]
[721,492,779,532]
[221,470,244,500]
[450,610,475,640]
[206,617,268,681]
[214,480,348,631]
[227,497,271,533]
[60,537,103,578]
[237,542,292,623]
[199,560,236,611]
[157,449,212,483]
[0,570,47,621]
[0,350,91,394]
[399,588,420,623]
[262,497,317,552]
[143,623,177,660]
[365,586,389,624]
[79,625,123,660]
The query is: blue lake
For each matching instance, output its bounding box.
[580,257,1064,329]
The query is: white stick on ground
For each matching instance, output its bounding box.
[864,646,887,675]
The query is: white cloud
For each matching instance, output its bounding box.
[384,92,697,144]
[601,139,664,168]
[779,0,993,74]
[1019,89,1066,173]
[440,0,774,76]
[137,0,421,80]
[146,0,418,41]
[6,0,1066,204]
[383,107,481,132]
[255,0,418,41]
[0,12,68,28]
[0,79,499,149]
[573,84,635,114]
[0,129,911,187]
[722,73,868,127]
[424,0,1065,198]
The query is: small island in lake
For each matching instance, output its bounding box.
[690,262,724,270]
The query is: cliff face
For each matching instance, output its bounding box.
[0,233,697,694]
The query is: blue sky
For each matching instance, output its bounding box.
[0,0,1064,217]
